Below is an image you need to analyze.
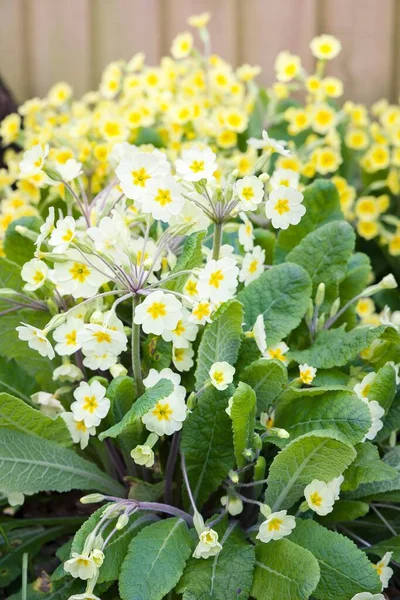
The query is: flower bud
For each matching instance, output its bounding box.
[242,447,255,461]
[252,433,262,451]
[90,310,104,325]
[380,274,397,289]
[116,513,129,530]
[259,172,270,183]
[330,297,341,317]
[80,493,105,505]
[259,504,272,518]
[110,363,128,378]
[254,456,266,481]
[315,282,325,308]
[15,225,38,242]
[228,470,239,484]
[130,444,154,468]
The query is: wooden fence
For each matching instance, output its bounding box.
[0,0,399,106]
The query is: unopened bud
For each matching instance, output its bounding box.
[254,456,266,481]
[116,513,129,530]
[259,504,271,519]
[316,313,325,331]
[46,312,66,330]
[15,225,38,242]
[110,363,128,378]
[231,168,240,178]
[187,391,197,411]
[259,173,270,183]
[242,448,255,461]
[305,299,314,324]
[80,493,105,504]
[43,166,63,182]
[228,470,239,484]
[380,274,397,290]
[315,283,325,308]
[90,310,104,324]
[193,510,205,535]
[330,297,341,318]
[252,433,262,451]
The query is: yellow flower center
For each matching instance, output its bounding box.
[185,280,198,296]
[83,395,98,413]
[189,160,205,173]
[241,186,254,201]
[62,229,74,242]
[274,199,290,215]
[212,371,225,384]
[104,122,121,137]
[147,302,167,319]
[132,167,151,187]
[310,492,323,507]
[94,331,112,343]
[248,259,259,274]
[33,270,45,283]
[152,401,173,421]
[154,188,172,206]
[174,348,184,361]
[301,369,313,384]
[268,518,283,531]
[65,330,77,345]
[268,348,284,361]
[173,320,186,336]
[209,269,224,288]
[76,420,87,432]
[192,302,211,320]
[70,262,91,282]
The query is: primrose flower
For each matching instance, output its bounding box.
[193,528,222,559]
[162,308,198,348]
[77,323,128,357]
[48,216,77,254]
[265,186,306,230]
[64,549,104,580]
[209,361,235,391]
[142,368,187,436]
[248,130,290,156]
[134,290,183,336]
[304,479,335,516]
[21,258,48,291]
[299,364,317,385]
[35,206,55,253]
[220,495,243,516]
[197,256,239,303]
[69,594,102,600]
[173,345,195,372]
[251,314,267,355]
[256,510,296,543]
[53,317,84,356]
[116,151,170,200]
[235,175,264,211]
[131,444,155,468]
[265,342,289,365]
[31,391,63,417]
[71,380,110,428]
[374,552,393,589]
[362,398,384,441]
[19,143,49,177]
[270,168,300,190]
[175,147,217,182]
[354,372,376,400]
[53,362,83,382]
[171,32,193,59]
[56,158,83,182]
[238,215,254,251]
[61,412,96,450]
[188,12,210,28]
[140,175,185,223]
[310,34,342,60]
[16,323,55,359]
[53,250,110,299]
[239,246,265,286]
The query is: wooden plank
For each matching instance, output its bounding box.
[320,0,396,103]
[28,0,91,99]
[164,0,238,63]
[0,0,27,102]
[92,0,162,83]
[239,0,318,86]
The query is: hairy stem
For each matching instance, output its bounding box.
[212,221,223,261]
[164,431,181,505]
[132,295,144,398]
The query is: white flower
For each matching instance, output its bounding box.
[265,186,306,230]
[16,323,55,359]
[169,199,210,233]
[238,215,254,251]
[188,300,214,325]
[172,345,195,372]
[68,594,102,600]
[35,207,55,254]
[7,492,25,507]
[209,361,235,391]
[380,274,397,289]
[197,257,239,303]
[193,528,222,559]
[131,444,155,467]
[252,314,267,355]
[56,159,83,182]
[140,175,185,222]
[162,308,198,348]
[48,216,77,253]
[134,290,183,336]
[304,479,335,516]
[327,475,344,501]
[374,552,393,589]
[362,399,384,441]
[53,363,83,382]
[220,495,243,516]
[299,364,317,385]
[77,323,127,357]
[265,342,289,365]
[31,391,63,417]
[310,34,341,60]
[248,130,290,156]
[116,151,170,201]
[83,353,118,371]
[53,250,110,299]
[21,258,48,291]
[53,318,84,356]
[270,168,300,190]
[256,510,296,543]
[239,246,265,286]
[142,368,187,436]
[354,372,376,400]
[71,380,110,427]
[235,176,264,211]
[19,143,49,177]
[64,550,104,580]
[88,213,130,264]
[61,412,96,449]
[351,594,385,600]
[225,396,233,417]
[176,147,217,182]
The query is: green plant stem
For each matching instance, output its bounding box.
[132,295,144,398]
[212,221,223,260]
[164,431,181,505]
[22,553,28,600]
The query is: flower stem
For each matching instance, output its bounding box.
[212,221,223,261]
[132,295,144,398]
[164,431,181,505]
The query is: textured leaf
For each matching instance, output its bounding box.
[240,359,288,414]
[4,216,42,265]
[312,369,350,387]
[275,389,371,445]
[238,262,312,345]
[119,518,192,600]
[165,231,205,292]
[251,538,320,600]
[265,431,356,511]
[107,376,141,464]
[368,535,400,563]
[254,228,276,264]
[0,392,71,446]
[376,392,400,441]
[195,299,243,390]
[317,500,370,523]
[289,519,381,600]
[289,325,387,369]
[0,356,38,401]
[368,363,397,413]
[342,443,398,492]
[337,253,371,327]
[0,429,124,496]
[286,221,355,302]
[231,382,257,468]
[99,379,173,440]
[181,386,234,507]
[177,522,255,600]
[275,179,342,262]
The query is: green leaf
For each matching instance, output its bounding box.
[376,392,400,441]
[142,335,172,370]
[195,299,243,390]
[275,179,342,262]
[164,231,205,292]
[4,216,42,265]
[0,392,71,445]
[0,356,38,400]
[181,386,234,507]
[368,534,400,563]
[0,256,23,293]
[337,253,372,327]
[275,389,371,445]
[238,262,312,345]
[312,369,350,387]
[99,379,173,440]
[0,429,124,496]
[342,443,398,492]
[251,538,320,600]
[368,363,397,413]
[230,382,256,468]
[177,522,255,600]
[240,359,288,414]
[135,126,164,147]
[317,500,370,523]
[107,376,141,464]
[254,228,276,265]
[119,518,192,600]
[289,325,387,369]
[265,431,356,511]
[289,519,381,600]
[286,220,355,302]
[7,578,82,600]
[127,478,164,501]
